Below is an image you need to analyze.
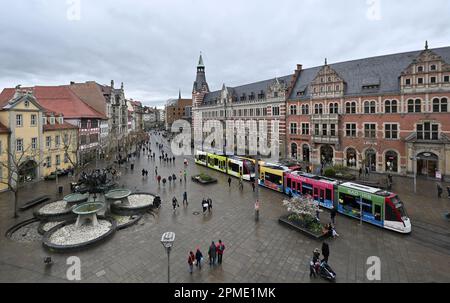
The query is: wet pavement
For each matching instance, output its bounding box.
[0,133,449,283]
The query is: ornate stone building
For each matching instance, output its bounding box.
[286,43,450,180]
[192,54,292,156]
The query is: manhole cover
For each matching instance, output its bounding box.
[193,211,201,216]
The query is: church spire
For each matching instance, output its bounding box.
[193,52,209,93]
[178,89,181,100]
[198,52,205,68]
[325,58,328,65]
[425,40,429,50]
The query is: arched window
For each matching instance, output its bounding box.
[418,66,424,72]
[302,104,309,115]
[291,143,298,159]
[385,151,398,173]
[329,103,339,114]
[290,105,297,115]
[385,100,398,113]
[315,104,323,114]
[433,98,448,113]
[364,101,376,114]
[345,102,356,114]
[408,99,421,113]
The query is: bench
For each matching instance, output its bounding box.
[19,195,51,211]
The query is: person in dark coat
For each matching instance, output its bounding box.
[208,241,217,266]
[195,248,203,269]
[228,177,232,187]
[202,199,208,214]
[252,181,256,192]
[207,198,213,213]
[216,240,225,265]
[322,242,330,263]
[183,191,188,206]
[437,183,443,198]
[330,207,337,225]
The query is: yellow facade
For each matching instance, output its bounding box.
[0,93,79,192]
[42,127,78,176]
[0,132,9,191]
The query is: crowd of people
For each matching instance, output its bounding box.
[187,240,226,274]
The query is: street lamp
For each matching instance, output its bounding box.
[160,232,175,283]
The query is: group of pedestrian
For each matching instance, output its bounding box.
[309,242,330,278]
[141,169,149,178]
[187,240,226,274]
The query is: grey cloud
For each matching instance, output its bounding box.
[0,0,448,107]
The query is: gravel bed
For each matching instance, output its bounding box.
[111,215,135,225]
[48,220,112,246]
[38,201,69,214]
[9,221,42,243]
[119,194,154,208]
[41,221,64,233]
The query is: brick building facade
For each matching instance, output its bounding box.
[286,43,450,180]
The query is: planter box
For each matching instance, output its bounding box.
[279,214,329,240]
[191,175,218,185]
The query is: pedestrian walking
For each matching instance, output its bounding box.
[157,175,161,185]
[437,183,443,198]
[330,207,337,225]
[168,175,172,183]
[216,240,225,265]
[321,242,330,263]
[142,169,145,178]
[183,191,188,206]
[172,156,176,163]
[155,166,158,176]
[184,170,187,182]
[207,197,213,213]
[447,186,450,199]
[180,171,183,183]
[208,241,217,266]
[188,251,195,274]
[228,177,232,187]
[252,181,255,192]
[358,167,362,179]
[255,200,260,221]
[172,173,177,182]
[172,197,179,212]
[202,198,208,214]
[162,178,167,186]
[195,248,203,269]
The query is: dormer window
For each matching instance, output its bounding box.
[59,117,64,124]
[50,117,55,125]
[418,66,424,72]
[430,65,436,71]
[42,116,47,125]
[258,91,265,99]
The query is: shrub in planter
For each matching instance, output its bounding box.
[324,168,336,178]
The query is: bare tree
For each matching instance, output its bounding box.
[0,144,44,218]
[62,132,91,182]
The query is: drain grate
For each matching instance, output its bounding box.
[193,211,201,216]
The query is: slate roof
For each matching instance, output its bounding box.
[202,75,293,105]
[288,46,450,100]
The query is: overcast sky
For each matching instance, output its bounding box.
[0,0,449,108]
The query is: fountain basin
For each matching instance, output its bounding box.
[34,200,76,221]
[42,216,116,253]
[110,192,156,216]
[73,201,105,228]
[63,193,89,205]
[105,189,132,200]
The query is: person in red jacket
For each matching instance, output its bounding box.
[188,251,195,274]
[216,240,225,265]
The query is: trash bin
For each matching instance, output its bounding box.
[58,186,63,194]
[131,163,134,170]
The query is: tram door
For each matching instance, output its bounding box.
[319,189,325,203]
[314,188,318,201]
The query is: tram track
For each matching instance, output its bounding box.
[410,220,450,255]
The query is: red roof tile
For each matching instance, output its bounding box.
[0,86,107,120]
[43,122,78,131]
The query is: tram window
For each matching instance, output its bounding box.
[339,193,360,210]
[385,203,401,222]
[361,198,373,213]
[209,158,214,166]
[214,158,219,166]
[199,155,206,162]
[291,181,296,191]
[320,190,325,202]
[314,188,318,197]
[265,172,282,185]
[229,162,240,173]
[302,183,313,196]
[374,205,382,221]
[297,182,301,192]
[326,189,332,201]
[287,178,292,189]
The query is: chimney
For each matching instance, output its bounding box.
[70,81,75,85]
[296,64,303,71]
[111,80,114,88]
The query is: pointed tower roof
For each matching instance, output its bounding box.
[178,89,181,100]
[198,52,205,68]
